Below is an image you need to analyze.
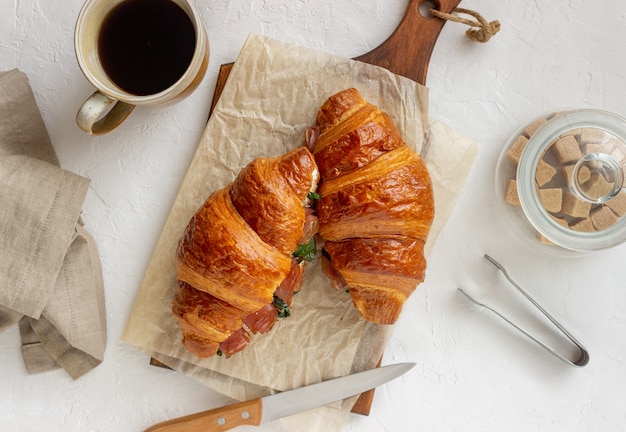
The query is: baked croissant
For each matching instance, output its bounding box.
[173,146,319,358]
[308,88,435,325]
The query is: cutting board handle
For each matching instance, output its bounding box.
[355,0,462,85]
[210,0,462,112]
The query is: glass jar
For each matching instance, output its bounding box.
[496,109,626,254]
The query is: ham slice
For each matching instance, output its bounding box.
[219,328,251,358]
[243,304,277,334]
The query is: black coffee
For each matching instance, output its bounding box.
[98,0,196,96]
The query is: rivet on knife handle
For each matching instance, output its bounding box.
[144,398,263,432]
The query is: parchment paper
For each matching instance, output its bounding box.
[122,34,478,430]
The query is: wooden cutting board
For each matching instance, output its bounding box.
[150,0,462,417]
[206,0,462,416]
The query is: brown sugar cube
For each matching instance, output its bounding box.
[537,215,566,245]
[547,111,569,120]
[536,232,554,245]
[506,135,529,166]
[580,128,606,144]
[535,158,557,186]
[550,214,569,227]
[606,190,626,217]
[561,191,591,218]
[561,127,582,138]
[539,188,562,213]
[610,146,626,163]
[570,218,595,232]
[505,179,521,206]
[551,135,583,164]
[561,165,573,186]
[607,139,626,163]
[562,164,591,187]
[590,206,618,230]
[524,117,548,137]
[582,172,613,199]
[582,143,606,155]
[606,137,623,150]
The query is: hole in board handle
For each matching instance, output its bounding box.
[418,0,439,18]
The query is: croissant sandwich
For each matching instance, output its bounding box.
[173,146,319,358]
[307,88,435,325]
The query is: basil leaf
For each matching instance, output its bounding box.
[273,296,291,318]
[307,191,322,201]
[292,237,317,262]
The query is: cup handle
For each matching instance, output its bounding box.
[76,91,135,135]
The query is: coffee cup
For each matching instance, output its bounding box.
[74,0,209,135]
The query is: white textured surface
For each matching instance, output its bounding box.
[2,0,626,431]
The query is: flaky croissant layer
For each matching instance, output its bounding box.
[311,88,435,325]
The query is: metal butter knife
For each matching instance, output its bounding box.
[145,362,415,431]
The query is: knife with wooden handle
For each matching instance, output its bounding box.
[145,362,414,431]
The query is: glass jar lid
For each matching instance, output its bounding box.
[517,109,626,251]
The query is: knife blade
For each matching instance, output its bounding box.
[145,362,415,431]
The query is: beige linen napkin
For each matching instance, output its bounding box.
[0,69,107,379]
